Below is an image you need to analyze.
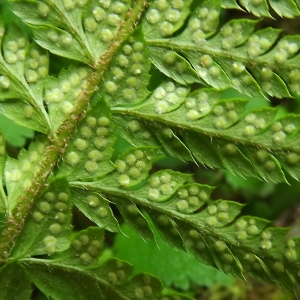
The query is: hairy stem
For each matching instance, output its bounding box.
[0,0,148,263]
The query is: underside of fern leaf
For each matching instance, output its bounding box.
[0,0,300,299]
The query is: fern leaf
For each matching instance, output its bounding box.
[10,0,132,64]
[56,98,115,180]
[2,0,300,298]
[149,47,201,85]
[113,223,235,290]
[222,0,300,18]
[0,100,49,133]
[110,81,300,183]
[142,0,194,38]
[112,147,161,188]
[71,189,119,232]
[0,21,51,131]
[0,263,32,300]
[11,177,72,258]
[22,227,192,300]
[115,114,197,165]
[114,115,162,148]
[145,1,300,99]
[44,65,92,130]
[113,197,155,241]
[155,126,197,164]
[98,28,152,106]
[221,0,243,10]
[4,137,49,212]
[72,173,300,293]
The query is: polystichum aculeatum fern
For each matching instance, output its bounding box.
[0,0,300,299]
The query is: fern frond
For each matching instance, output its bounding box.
[39,96,299,292]
[1,0,300,298]
[149,47,202,85]
[98,28,151,106]
[14,226,192,300]
[4,136,49,212]
[43,65,92,130]
[72,172,300,293]
[0,263,32,299]
[0,20,50,132]
[114,114,196,163]
[142,0,194,38]
[71,189,119,232]
[111,81,300,183]
[10,177,72,258]
[56,98,115,180]
[10,0,136,65]
[113,196,155,241]
[0,0,148,262]
[71,170,300,291]
[145,1,300,98]
[222,0,300,18]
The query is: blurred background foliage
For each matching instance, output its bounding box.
[1,0,300,299]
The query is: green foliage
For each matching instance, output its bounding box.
[222,0,300,18]
[0,263,32,299]
[114,223,234,290]
[0,113,34,147]
[0,0,300,299]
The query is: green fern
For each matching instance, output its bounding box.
[0,0,300,299]
[222,0,300,18]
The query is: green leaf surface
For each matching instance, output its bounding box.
[221,0,243,10]
[113,115,194,163]
[98,28,151,106]
[148,47,201,85]
[0,23,51,129]
[142,0,194,38]
[0,263,32,300]
[10,0,133,64]
[111,83,300,183]
[144,0,300,98]
[113,115,161,148]
[25,261,126,300]
[75,172,300,293]
[2,1,300,299]
[71,189,120,232]
[32,26,90,64]
[222,0,300,17]
[43,65,91,131]
[89,146,163,191]
[4,136,49,212]
[269,0,300,17]
[113,197,155,242]
[57,98,115,181]
[0,101,48,134]
[11,177,72,257]
[23,227,182,300]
